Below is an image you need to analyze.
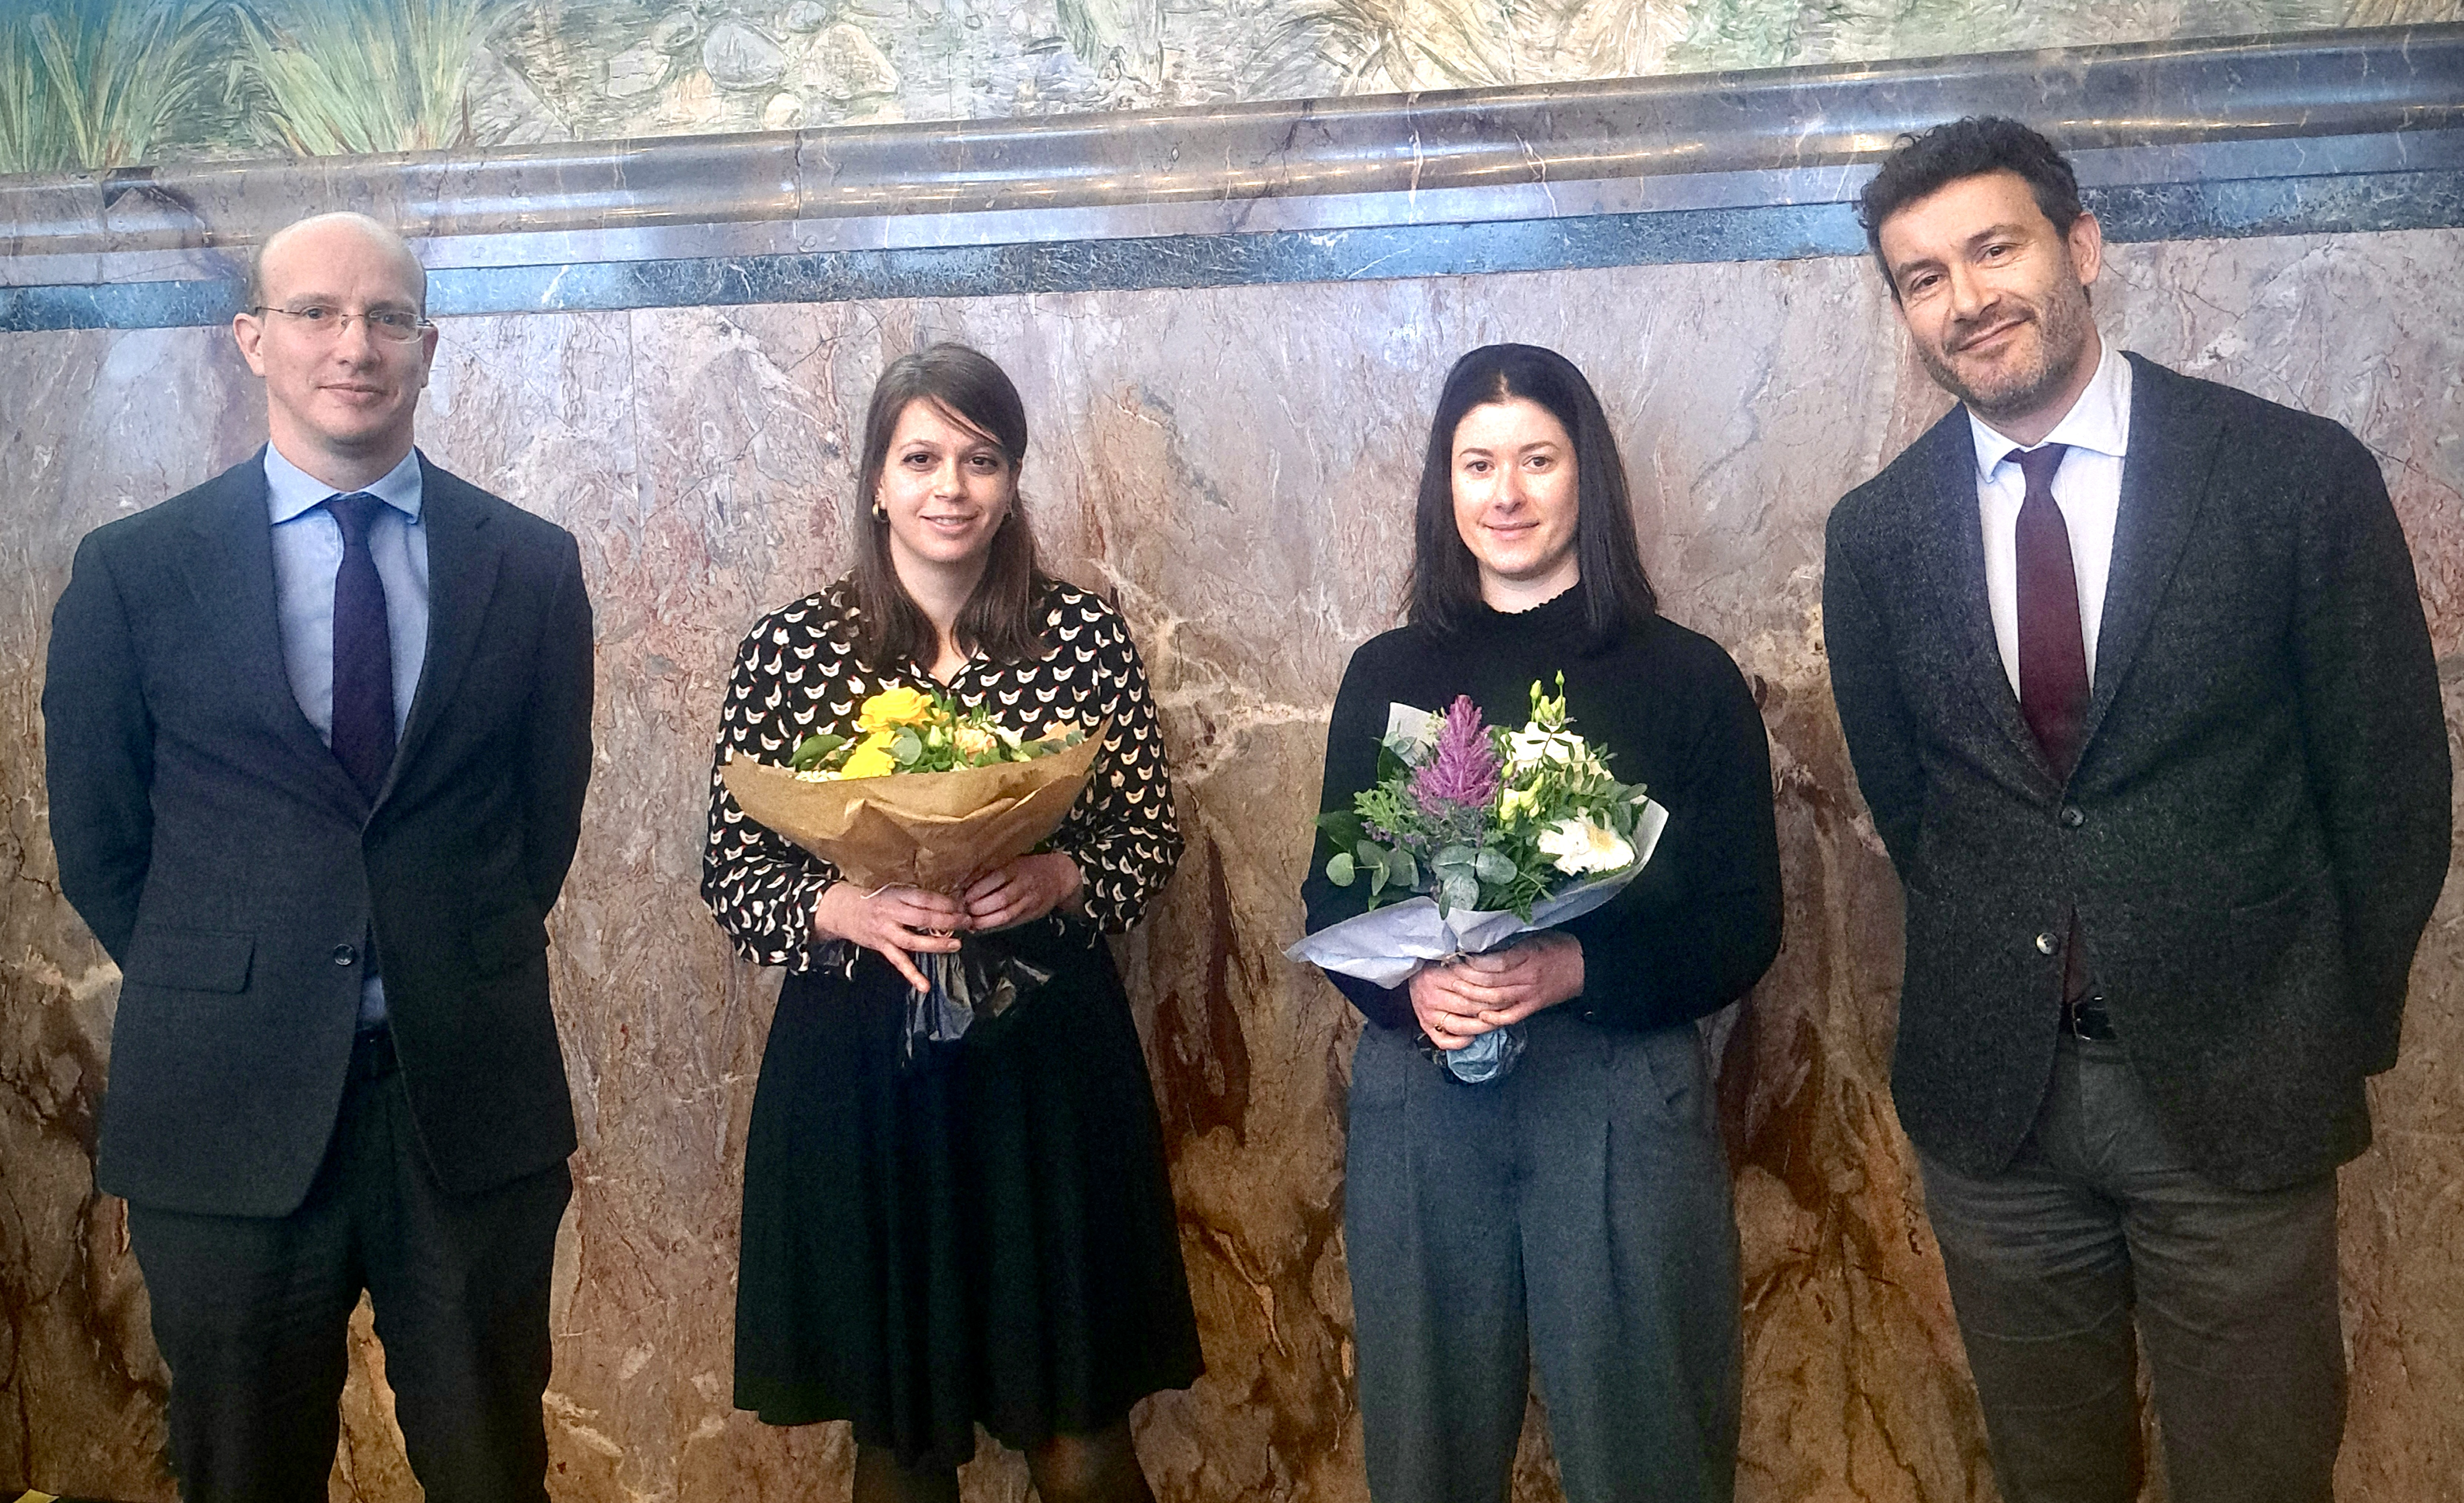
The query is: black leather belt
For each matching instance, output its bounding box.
[2060,995,2118,1043]
[350,1026,399,1081]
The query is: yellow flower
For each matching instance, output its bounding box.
[857,686,935,732]
[839,743,898,779]
[952,724,999,760]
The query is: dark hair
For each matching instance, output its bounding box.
[1405,343,1656,649]
[849,343,1047,668]
[1858,116,2085,299]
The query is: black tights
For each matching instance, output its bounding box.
[854,1419,1155,1503]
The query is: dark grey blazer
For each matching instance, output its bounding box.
[43,451,595,1217]
[1824,354,2450,1192]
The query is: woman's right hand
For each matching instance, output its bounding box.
[1408,961,1499,1051]
[813,883,965,991]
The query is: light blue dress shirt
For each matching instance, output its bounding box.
[264,443,430,1024]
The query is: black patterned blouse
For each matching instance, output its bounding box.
[703,575,1184,973]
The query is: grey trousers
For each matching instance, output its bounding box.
[1344,1009,1740,1503]
[1918,1035,2343,1503]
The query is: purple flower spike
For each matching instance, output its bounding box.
[1411,695,1501,814]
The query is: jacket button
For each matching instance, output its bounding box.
[2059,806,2085,829]
[2034,932,2060,956]
[332,944,358,967]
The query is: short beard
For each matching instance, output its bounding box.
[1919,284,2097,426]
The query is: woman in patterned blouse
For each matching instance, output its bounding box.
[703,344,1199,1503]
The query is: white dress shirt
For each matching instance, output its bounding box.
[1968,337,2133,698]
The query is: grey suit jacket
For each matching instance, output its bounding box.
[43,451,595,1216]
[1824,354,2450,1192]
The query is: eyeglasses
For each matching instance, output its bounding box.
[248,305,432,342]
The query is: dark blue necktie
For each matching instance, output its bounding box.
[326,493,395,800]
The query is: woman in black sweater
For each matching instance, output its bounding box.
[1301,344,1780,1503]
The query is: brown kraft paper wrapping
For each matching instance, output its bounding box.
[719,720,1108,894]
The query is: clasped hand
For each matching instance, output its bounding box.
[1407,930,1586,1050]
[813,853,1084,991]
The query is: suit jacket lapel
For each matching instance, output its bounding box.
[1910,412,2053,782]
[385,457,503,800]
[176,453,367,813]
[2078,354,2221,753]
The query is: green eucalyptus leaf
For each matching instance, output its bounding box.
[1325,850,1356,887]
[1473,848,1516,884]
[789,732,848,771]
[890,728,924,763]
[1387,849,1418,890]
[1368,863,1389,897]
[1318,810,1366,849]
[1440,871,1480,914]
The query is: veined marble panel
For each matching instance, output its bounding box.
[1,227,2458,1501]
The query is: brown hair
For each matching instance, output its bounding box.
[848,343,1047,668]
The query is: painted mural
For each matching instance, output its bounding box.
[1,0,2457,175]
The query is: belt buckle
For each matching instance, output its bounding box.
[351,1026,398,1080]
[2062,995,2115,1043]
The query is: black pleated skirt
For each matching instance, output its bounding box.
[734,925,1203,1469]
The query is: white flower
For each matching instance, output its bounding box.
[1506,727,1577,772]
[1535,816,1634,876]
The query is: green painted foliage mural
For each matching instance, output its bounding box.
[0,0,2453,174]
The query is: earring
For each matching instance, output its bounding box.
[871,496,888,521]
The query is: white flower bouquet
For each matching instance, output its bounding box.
[1286,678,1668,1082]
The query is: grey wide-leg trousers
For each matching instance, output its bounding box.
[1344,1009,1741,1503]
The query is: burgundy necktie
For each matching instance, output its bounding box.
[326,493,396,800]
[2013,444,2088,775]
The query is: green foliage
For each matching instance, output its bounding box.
[1318,678,1645,922]
[789,732,848,771]
[0,0,220,174]
[232,0,494,157]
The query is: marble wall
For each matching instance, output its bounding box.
[2,224,2460,1502]
[5,0,2461,173]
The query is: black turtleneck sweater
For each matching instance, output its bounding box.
[1300,589,1783,1035]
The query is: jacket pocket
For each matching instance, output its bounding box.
[121,927,255,993]
[469,907,548,976]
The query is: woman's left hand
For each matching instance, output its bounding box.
[963,853,1085,932]
[1453,931,1586,1027]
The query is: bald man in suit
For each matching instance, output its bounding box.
[43,212,594,1500]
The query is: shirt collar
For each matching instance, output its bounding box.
[1968,336,2133,483]
[263,443,425,526]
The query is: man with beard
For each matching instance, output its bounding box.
[1823,118,2448,1502]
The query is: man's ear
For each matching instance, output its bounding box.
[2066,210,2105,290]
[233,310,268,375]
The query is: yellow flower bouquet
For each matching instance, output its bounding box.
[721,687,1103,894]
[722,687,1111,1066]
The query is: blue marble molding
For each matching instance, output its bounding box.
[1,26,2458,331]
